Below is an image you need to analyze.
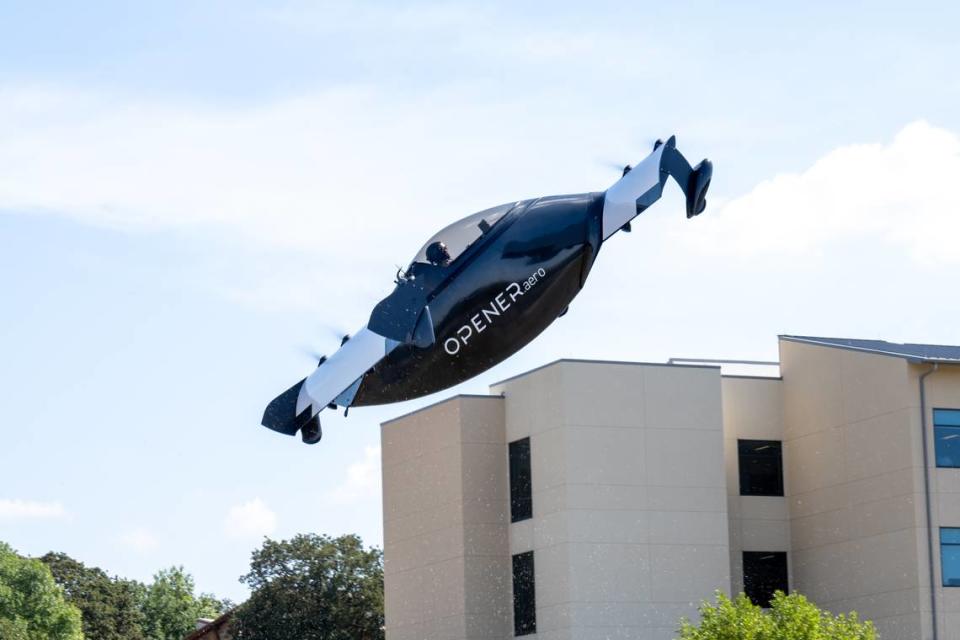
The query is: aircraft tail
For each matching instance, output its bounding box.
[601,136,712,240]
[658,137,713,219]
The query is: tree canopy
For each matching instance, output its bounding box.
[141,566,225,640]
[232,533,384,640]
[41,552,146,640]
[679,591,876,640]
[35,550,227,640]
[0,543,83,640]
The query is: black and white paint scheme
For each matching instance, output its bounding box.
[262,136,712,444]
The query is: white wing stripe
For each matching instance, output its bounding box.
[297,326,390,413]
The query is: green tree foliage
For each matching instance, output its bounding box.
[141,567,225,640]
[41,552,146,640]
[0,543,83,640]
[679,591,876,640]
[233,533,384,640]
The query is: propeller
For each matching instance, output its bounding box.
[598,138,665,178]
[297,323,352,365]
[296,346,328,365]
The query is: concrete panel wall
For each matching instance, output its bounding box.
[911,365,960,640]
[779,339,925,639]
[382,395,509,640]
[721,376,789,595]
[492,360,730,640]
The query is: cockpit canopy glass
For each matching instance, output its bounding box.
[410,203,513,268]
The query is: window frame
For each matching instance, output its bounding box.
[509,438,532,523]
[933,408,960,469]
[742,550,789,608]
[512,551,536,636]
[941,528,960,587]
[737,439,785,497]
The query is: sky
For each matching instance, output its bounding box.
[1,0,959,602]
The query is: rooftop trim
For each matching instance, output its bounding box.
[381,393,501,427]
[490,357,720,388]
[668,357,780,366]
[780,335,960,363]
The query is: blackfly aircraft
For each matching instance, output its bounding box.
[262,136,712,444]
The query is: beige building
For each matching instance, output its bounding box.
[380,335,960,640]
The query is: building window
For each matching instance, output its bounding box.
[934,409,960,468]
[512,551,536,636]
[743,551,788,607]
[738,439,784,496]
[941,528,960,586]
[509,438,532,522]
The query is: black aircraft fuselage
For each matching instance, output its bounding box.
[356,193,602,405]
[260,136,712,443]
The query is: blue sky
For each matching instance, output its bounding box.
[2,1,959,602]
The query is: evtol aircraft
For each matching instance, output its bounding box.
[262,136,712,444]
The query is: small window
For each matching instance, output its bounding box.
[509,438,532,522]
[743,551,788,607]
[738,439,784,497]
[934,409,960,468]
[512,551,536,636]
[941,528,960,586]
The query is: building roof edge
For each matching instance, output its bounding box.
[380,393,500,427]
[489,357,720,388]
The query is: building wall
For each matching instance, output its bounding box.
[779,339,925,639]
[490,360,730,640]
[720,376,789,595]
[381,395,510,640]
[381,345,960,640]
[913,364,960,640]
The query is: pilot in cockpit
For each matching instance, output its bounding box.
[425,241,451,267]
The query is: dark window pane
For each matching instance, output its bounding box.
[942,528,960,587]
[942,528,960,545]
[935,411,960,469]
[935,409,960,427]
[738,440,784,496]
[509,438,532,522]
[935,426,960,468]
[743,551,788,607]
[512,551,536,636]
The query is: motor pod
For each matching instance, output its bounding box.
[686,159,712,219]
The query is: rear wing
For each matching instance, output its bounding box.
[601,136,712,240]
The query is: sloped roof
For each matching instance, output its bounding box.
[780,335,960,363]
[183,610,234,640]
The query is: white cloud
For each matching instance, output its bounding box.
[224,498,277,538]
[327,446,381,505]
[3,82,957,323]
[3,83,954,272]
[682,120,960,266]
[0,85,617,252]
[0,498,65,519]
[118,527,159,552]
[0,84,628,314]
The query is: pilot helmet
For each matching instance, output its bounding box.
[425,241,451,266]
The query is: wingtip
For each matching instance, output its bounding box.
[261,378,307,436]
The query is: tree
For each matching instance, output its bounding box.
[41,552,146,640]
[233,533,384,640]
[0,543,83,640]
[679,591,876,640]
[141,567,224,640]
